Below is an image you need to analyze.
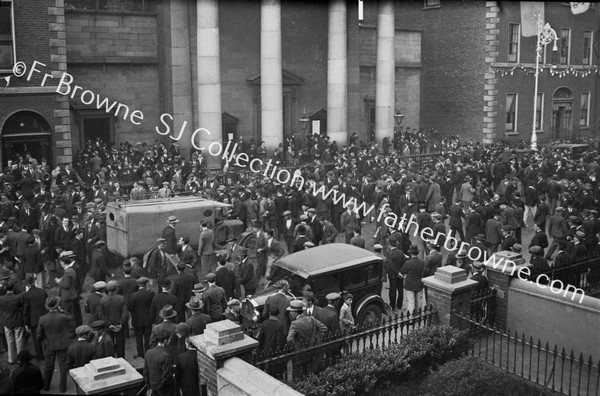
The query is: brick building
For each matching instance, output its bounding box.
[0,0,423,167]
[393,0,600,144]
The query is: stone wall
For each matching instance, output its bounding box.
[507,278,599,358]
[217,357,302,396]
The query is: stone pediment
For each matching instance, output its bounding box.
[247,68,305,85]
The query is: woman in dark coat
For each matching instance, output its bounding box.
[11,350,44,394]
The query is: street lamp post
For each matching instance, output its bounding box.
[531,19,558,151]
[298,109,310,133]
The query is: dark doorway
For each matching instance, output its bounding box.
[83,117,112,143]
[1,111,52,166]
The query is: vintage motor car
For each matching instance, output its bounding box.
[241,243,390,335]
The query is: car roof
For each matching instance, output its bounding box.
[275,243,381,278]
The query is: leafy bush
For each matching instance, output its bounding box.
[421,356,541,396]
[288,326,469,396]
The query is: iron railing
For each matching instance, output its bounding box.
[526,254,600,297]
[251,305,437,383]
[470,287,496,327]
[454,312,600,396]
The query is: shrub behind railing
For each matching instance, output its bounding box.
[287,325,470,396]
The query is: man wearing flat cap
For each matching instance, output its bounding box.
[66,325,96,370]
[56,250,82,325]
[529,246,550,274]
[91,320,115,359]
[571,231,588,264]
[128,277,155,359]
[98,280,128,358]
[148,238,169,282]
[315,293,341,335]
[91,240,112,282]
[85,281,106,325]
[37,296,76,393]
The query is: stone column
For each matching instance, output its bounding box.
[422,266,478,327]
[327,0,348,146]
[261,0,283,150]
[374,0,395,146]
[197,0,223,169]
[192,320,259,396]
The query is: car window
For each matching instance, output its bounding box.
[366,262,381,282]
[343,265,367,289]
[311,273,339,295]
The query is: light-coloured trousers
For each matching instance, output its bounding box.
[4,326,25,363]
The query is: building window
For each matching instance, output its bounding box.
[536,93,544,131]
[580,93,590,127]
[506,94,518,133]
[583,31,593,65]
[560,28,571,64]
[424,0,441,8]
[508,24,520,63]
[0,0,15,71]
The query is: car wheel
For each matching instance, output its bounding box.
[357,304,382,326]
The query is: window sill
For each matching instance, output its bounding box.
[423,5,441,10]
[505,132,519,136]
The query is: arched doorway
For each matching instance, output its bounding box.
[552,87,573,140]
[1,111,52,167]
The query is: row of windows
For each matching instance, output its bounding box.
[508,23,595,66]
[505,92,590,132]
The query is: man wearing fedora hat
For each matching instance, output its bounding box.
[470,262,488,291]
[37,296,76,392]
[286,299,327,344]
[150,278,178,325]
[144,327,175,396]
[185,296,212,336]
[149,305,177,356]
[162,215,179,255]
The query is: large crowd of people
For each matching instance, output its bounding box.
[0,128,598,394]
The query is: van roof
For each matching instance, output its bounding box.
[275,243,381,278]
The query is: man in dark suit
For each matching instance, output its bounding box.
[262,279,291,333]
[290,225,309,254]
[90,240,112,282]
[129,277,155,358]
[85,281,106,325]
[448,200,465,242]
[281,210,297,252]
[22,273,48,360]
[400,245,426,313]
[485,210,503,256]
[66,325,97,370]
[161,216,179,255]
[197,222,215,280]
[97,280,128,358]
[257,305,286,352]
[37,296,77,393]
[148,238,170,282]
[0,279,25,364]
[18,200,38,233]
[54,217,73,250]
[545,207,569,260]
[385,237,405,312]
[185,296,212,335]
[529,222,549,257]
[71,228,87,290]
[150,278,178,325]
[315,293,341,335]
[554,240,571,267]
[307,208,323,244]
[117,262,138,306]
[340,203,360,244]
[171,261,196,323]
[144,328,175,396]
[203,272,227,322]
[91,320,115,359]
[175,337,199,396]
[215,253,239,300]
[286,300,327,344]
[149,305,178,359]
